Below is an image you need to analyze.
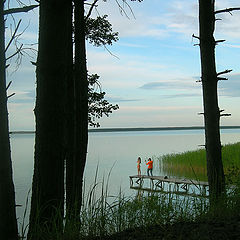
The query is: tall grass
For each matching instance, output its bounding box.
[21,144,240,239]
[78,182,209,238]
[159,142,240,181]
[22,170,240,240]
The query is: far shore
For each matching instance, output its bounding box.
[9,125,240,134]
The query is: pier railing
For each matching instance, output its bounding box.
[129,175,209,197]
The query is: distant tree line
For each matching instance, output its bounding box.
[1,0,239,239]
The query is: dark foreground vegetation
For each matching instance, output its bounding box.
[25,184,240,240]
[24,146,240,240]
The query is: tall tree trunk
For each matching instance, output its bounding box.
[198,0,225,204]
[0,1,18,239]
[66,0,88,218]
[28,0,72,239]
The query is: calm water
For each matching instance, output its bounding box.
[10,129,240,227]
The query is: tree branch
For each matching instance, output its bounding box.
[85,0,99,20]
[7,93,15,99]
[217,69,232,76]
[6,81,12,91]
[4,5,39,15]
[217,77,228,81]
[220,113,231,117]
[192,34,200,40]
[115,0,135,19]
[5,19,21,52]
[215,7,240,14]
[215,39,225,45]
[6,44,23,61]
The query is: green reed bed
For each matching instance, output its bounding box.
[76,167,209,238]
[24,175,240,240]
[159,142,240,181]
[23,148,240,239]
[78,184,209,239]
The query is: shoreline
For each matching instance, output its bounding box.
[9,125,240,134]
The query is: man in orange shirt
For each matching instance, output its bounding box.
[146,158,153,176]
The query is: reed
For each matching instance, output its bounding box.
[21,147,240,239]
[159,142,240,181]
[21,175,240,239]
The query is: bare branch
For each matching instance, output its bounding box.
[5,19,22,52]
[4,4,39,15]
[103,44,120,59]
[220,113,231,117]
[215,39,225,45]
[6,44,23,61]
[217,69,232,76]
[115,0,135,19]
[215,7,240,14]
[192,34,200,40]
[6,81,12,91]
[7,93,15,99]
[217,77,228,81]
[85,0,99,20]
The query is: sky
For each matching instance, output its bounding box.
[5,0,240,130]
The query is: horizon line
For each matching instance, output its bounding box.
[9,125,240,134]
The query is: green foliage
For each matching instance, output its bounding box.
[22,173,240,239]
[85,15,119,47]
[160,148,207,181]
[84,14,119,127]
[160,142,240,181]
[78,181,208,238]
[88,74,119,127]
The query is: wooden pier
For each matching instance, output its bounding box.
[129,175,209,197]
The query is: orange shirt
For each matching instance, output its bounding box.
[146,160,153,169]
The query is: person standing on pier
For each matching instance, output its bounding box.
[146,158,153,176]
[137,157,141,176]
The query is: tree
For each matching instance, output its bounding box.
[66,0,88,222]
[28,0,137,236]
[198,0,225,204]
[27,0,73,238]
[88,74,119,128]
[0,0,18,239]
[66,2,120,221]
[197,0,240,204]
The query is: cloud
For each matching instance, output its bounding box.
[140,77,197,90]
[219,73,240,97]
[7,90,35,104]
[106,95,143,103]
[223,43,240,49]
[118,42,147,48]
[120,105,200,112]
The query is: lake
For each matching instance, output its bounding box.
[10,128,240,228]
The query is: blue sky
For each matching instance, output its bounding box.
[5,0,240,130]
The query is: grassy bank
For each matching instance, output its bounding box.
[26,180,240,240]
[159,142,240,181]
[23,143,240,239]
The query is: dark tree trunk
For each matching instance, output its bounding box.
[28,0,72,239]
[198,0,225,203]
[66,0,88,217]
[0,1,18,239]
